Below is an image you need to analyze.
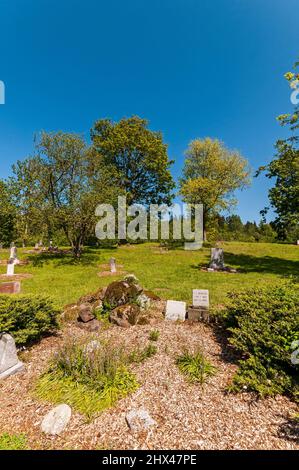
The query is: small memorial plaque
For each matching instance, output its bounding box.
[192,289,209,308]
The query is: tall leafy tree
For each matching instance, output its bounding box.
[0,180,16,246]
[258,62,299,240]
[12,132,117,256]
[90,116,175,205]
[179,138,251,239]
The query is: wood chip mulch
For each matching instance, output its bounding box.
[0,321,298,450]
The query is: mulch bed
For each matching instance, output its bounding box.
[0,321,298,450]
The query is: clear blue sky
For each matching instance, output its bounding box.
[0,0,298,222]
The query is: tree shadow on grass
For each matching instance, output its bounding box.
[28,248,105,268]
[224,251,299,276]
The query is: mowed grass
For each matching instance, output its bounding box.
[0,242,298,309]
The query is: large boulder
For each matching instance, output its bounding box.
[109,304,142,327]
[78,287,106,305]
[103,281,142,308]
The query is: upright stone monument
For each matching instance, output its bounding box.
[0,333,24,379]
[110,257,117,273]
[9,243,18,262]
[209,247,224,270]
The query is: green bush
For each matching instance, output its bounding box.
[0,295,60,345]
[176,348,217,385]
[223,284,299,400]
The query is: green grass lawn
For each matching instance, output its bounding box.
[0,242,298,308]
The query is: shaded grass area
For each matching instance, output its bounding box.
[0,241,298,308]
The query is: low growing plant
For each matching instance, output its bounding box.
[35,339,138,417]
[176,348,217,385]
[149,329,160,341]
[128,343,157,363]
[0,433,29,450]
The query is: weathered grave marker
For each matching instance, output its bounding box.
[165,300,186,321]
[0,333,24,379]
[209,247,224,270]
[193,289,209,308]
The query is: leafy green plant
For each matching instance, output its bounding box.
[149,329,160,341]
[0,433,29,450]
[176,348,216,385]
[0,295,59,345]
[128,343,157,363]
[223,283,299,400]
[35,339,138,418]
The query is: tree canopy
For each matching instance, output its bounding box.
[179,138,251,237]
[258,62,299,241]
[91,116,175,206]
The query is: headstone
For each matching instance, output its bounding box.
[297,240,299,246]
[0,282,21,294]
[0,333,24,379]
[9,243,18,262]
[210,247,224,270]
[126,409,157,433]
[192,289,209,309]
[41,404,72,435]
[165,300,186,321]
[6,261,15,276]
[110,257,117,273]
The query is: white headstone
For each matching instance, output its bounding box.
[6,263,14,276]
[0,333,24,379]
[165,300,186,321]
[193,289,209,309]
[41,404,72,436]
[110,257,117,273]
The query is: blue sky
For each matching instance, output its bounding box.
[0,0,298,222]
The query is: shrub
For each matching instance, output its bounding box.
[35,339,138,417]
[223,284,299,400]
[176,348,216,385]
[0,433,29,450]
[0,295,59,345]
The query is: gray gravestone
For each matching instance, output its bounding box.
[0,333,24,379]
[9,243,17,261]
[210,247,224,270]
[165,300,186,321]
[110,257,117,273]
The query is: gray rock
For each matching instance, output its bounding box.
[209,247,224,270]
[0,333,24,380]
[126,409,157,433]
[41,404,72,436]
